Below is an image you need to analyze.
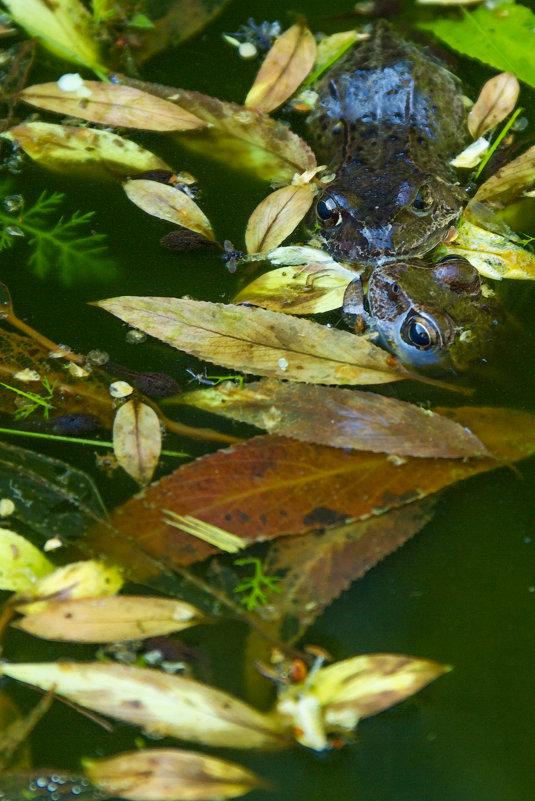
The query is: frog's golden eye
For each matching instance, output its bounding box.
[401,313,440,350]
[411,184,434,216]
[316,198,342,227]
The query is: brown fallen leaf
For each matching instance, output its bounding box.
[245,184,316,254]
[113,399,162,485]
[180,378,489,458]
[87,406,535,571]
[472,144,535,208]
[2,123,172,179]
[84,748,265,801]
[14,595,205,643]
[20,81,207,131]
[111,75,317,182]
[94,297,405,386]
[245,23,317,113]
[0,662,286,748]
[124,179,215,240]
[468,72,519,139]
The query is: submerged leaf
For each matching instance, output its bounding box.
[14,595,205,643]
[3,123,172,179]
[245,184,316,254]
[94,297,405,386]
[472,144,535,208]
[467,72,519,139]
[21,82,207,131]
[88,406,535,571]
[0,529,53,591]
[84,748,264,801]
[113,399,162,485]
[245,23,316,112]
[181,378,489,458]
[0,662,285,748]
[434,216,535,279]
[124,179,215,240]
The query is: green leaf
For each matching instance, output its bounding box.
[419,2,535,88]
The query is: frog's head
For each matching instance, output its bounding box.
[313,169,465,266]
[365,256,497,369]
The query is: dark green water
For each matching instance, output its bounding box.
[2,2,535,800]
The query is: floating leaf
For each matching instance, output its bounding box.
[2,123,172,179]
[112,76,316,182]
[467,72,519,139]
[124,179,215,241]
[14,595,205,642]
[245,184,316,254]
[233,263,351,314]
[94,297,405,386]
[113,399,162,485]
[419,4,535,88]
[0,662,285,748]
[245,23,316,112]
[275,653,448,750]
[21,82,207,132]
[0,530,53,592]
[14,559,124,615]
[258,501,435,643]
[472,144,535,208]
[87,406,535,571]
[181,378,489,458]
[84,748,264,801]
[434,216,535,279]
[1,0,106,75]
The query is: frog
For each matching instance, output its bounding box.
[343,256,498,369]
[306,21,468,266]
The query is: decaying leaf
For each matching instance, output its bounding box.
[124,180,215,241]
[94,297,405,386]
[245,23,316,112]
[468,72,520,139]
[2,123,172,179]
[1,0,106,75]
[20,82,207,132]
[0,529,53,592]
[84,748,264,801]
[113,399,162,485]
[472,144,535,208]
[257,501,435,643]
[181,378,489,458]
[449,136,489,169]
[13,559,124,615]
[275,653,448,750]
[13,595,205,643]
[112,75,317,182]
[0,662,286,748]
[245,184,316,254]
[434,216,535,279]
[87,406,535,572]
[233,263,351,315]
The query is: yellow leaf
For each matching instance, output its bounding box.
[124,179,215,240]
[113,400,162,485]
[14,595,204,642]
[245,23,317,112]
[0,529,53,592]
[234,264,350,314]
[2,0,106,75]
[472,144,535,208]
[84,748,265,801]
[21,82,207,131]
[468,72,519,139]
[0,662,285,748]
[2,123,172,179]
[94,297,407,386]
[245,184,316,254]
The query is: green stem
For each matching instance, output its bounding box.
[0,427,188,457]
[474,107,523,180]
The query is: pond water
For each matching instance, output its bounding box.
[2,2,535,801]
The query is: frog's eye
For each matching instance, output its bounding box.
[316,198,342,227]
[411,184,434,216]
[401,313,440,350]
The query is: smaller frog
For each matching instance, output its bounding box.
[344,256,497,369]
